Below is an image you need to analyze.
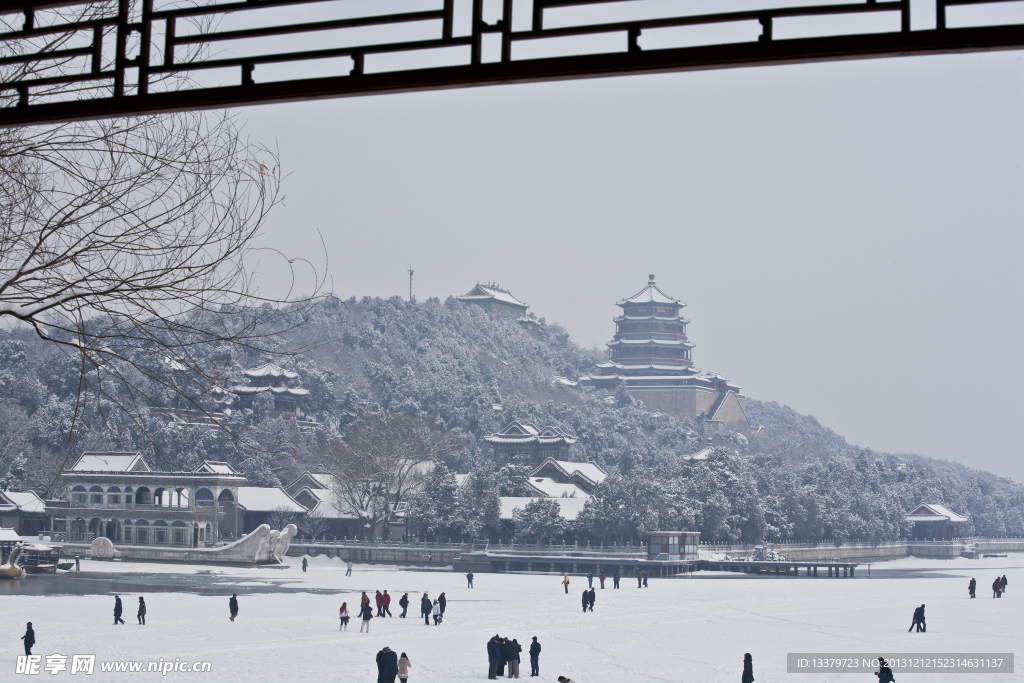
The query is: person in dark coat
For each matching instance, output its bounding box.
[380,646,399,683]
[496,636,508,677]
[581,589,589,612]
[529,636,541,677]
[137,597,147,625]
[587,571,593,588]
[301,557,307,572]
[968,578,976,599]
[376,647,387,683]
[587,587,595,611]
[229,594,239,621]
[993,577,1002,598]
[1001,575,1008,593]
[613,568,620,589]
[505,638,522,678]
[487,635,501,679]
[114,595,125,625]
[438,592,447,616]
[399,592,410,618]
[642,570,649,587]
[908,604,925,632]
[875,657,894,683]
[420,593,432,625]
[383,590,393,617]
[467,571,474,588]
[742,653,754,683]
[21,622,35,656]
[359,601,374,632]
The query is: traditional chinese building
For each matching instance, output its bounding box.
[580,275,750,431]
[46,453,306,547]
[484,421,579,464]
[905,503,968,540]
[458,282,529,317]
[229,363,310,419]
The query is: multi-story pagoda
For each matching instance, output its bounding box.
[582,275,750,431]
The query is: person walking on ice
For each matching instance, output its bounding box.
[398,652,411,683]
[875,657,894,683]
[993,577,1002,598]
[137,597,147,625]
[229,594,239,621]
[562,574,570,594]
[431,599,442,625]
[346,560,353,576]
[466,571,474,588]
[613,567,620,589]
[587,571,593,588]
[529,637,541,677]
[643,570,649,587]
[383,590,393,617]
[587,587,595,611]
[399,593,409,618]
[301,557,307,572]
[742,653,754,683]
[908,604,925,632]
[359,599,374,632]
[113,595,124,625]
[581,589,589,612]
[21,622,34,656]
[420,593,432,625]
[599,571,606,589]
[487,635,501,680]
[339,602,350,631]
[968,578,976,599]
[637,568,643,588]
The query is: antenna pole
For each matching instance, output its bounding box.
[408,265,414,302]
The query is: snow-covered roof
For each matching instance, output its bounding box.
[243,363,298,380]
[0,527,23,542]
[616,275,682,307]
[484,421,577,446]
[530,459,607,487]
[70,453,150,473]
[499,496,588,521]
[607,338,691,346]
[194,461,238,475]
[309,493,360,520]
[905,503,968,524]
[236,487,307,513]
[525,478,590,499]
[1,491,45,514]
[457,283,529,310]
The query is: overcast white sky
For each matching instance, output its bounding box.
[235,9,1024,482]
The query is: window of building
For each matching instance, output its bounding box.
[71,486,87,505]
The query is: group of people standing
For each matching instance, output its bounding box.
[991,575,1008,598]
[564,567,639,593]
[487,635,541,678]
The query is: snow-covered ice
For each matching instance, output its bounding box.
[2,554,1020,682]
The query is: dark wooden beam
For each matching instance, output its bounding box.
[2,24,1023,127]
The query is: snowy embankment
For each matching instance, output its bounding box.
[2,554,1020,682]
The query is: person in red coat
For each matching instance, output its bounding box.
[383,590,393,617]
[376,590,385,616]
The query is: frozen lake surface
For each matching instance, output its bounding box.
[2,554,1020,682]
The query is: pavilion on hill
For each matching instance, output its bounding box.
[484,421,578,463]
[229,363,310,420]
[580,275,750,431]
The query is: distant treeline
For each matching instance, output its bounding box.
[1,295,1021,541]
